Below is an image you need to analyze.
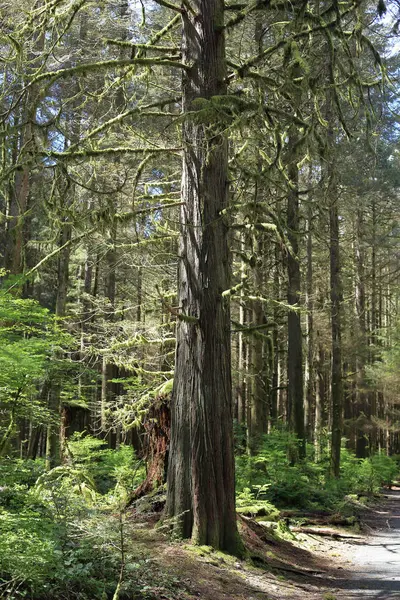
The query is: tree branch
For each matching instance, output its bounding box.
[41,147,182,159]
[31,58,190,85]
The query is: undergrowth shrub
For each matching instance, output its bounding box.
[0,435,149,599]
[352,453,397,494]
[66,432,145,495]
[0,458,45,510]
[236,430,326,510]
[235,430,399,512]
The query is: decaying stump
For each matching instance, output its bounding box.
[131,396,170,500]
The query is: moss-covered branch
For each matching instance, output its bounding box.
[68,96,181,150]
[231,321,276,334]
[41,147,182,159]
[106,40,179,53]
[115,202,184,222]
[151,0,183,12]
[142,14,181,51]
[31,57,190,85]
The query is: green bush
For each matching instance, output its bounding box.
[0,458,46,511]
[356,454,398,494]
[235,431,399,511]
[66,433,145,496]
[0,440,148,599]
[330,449,398,497]
[236,430,326,508]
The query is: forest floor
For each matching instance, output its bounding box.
[127,489,400,600]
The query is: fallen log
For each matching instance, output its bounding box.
[280,510,332,518]
[279,511,355,527]
[290,526,362,539]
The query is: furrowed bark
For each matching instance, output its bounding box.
[166,0,242,555]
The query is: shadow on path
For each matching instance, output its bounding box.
[324,490,400,599]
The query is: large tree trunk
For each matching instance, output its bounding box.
[166,0,242,555]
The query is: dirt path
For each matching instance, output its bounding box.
[129,491,400,600]
[322,490,400,599]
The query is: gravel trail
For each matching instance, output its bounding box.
[326,490,400,599]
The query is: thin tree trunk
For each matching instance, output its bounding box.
[237,240,246,425]
[314,317,326,462]
[329,174,343,478]
[249,234,268,452]
[355,208,368,458]
[248,15,268,453]
[101,223,120,448]
[369,199,378,452]
[304,196,314,441]
[47,190,72,468]
[287,146,305,459]
[100,2,128,448]
[271,237,281,425]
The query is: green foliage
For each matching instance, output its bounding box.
[367,320,400,401]
[236,486,279,519]
[236,430,326,508]
[0,492,126,599]
[338,451,398,496]
[66,433,145,496]
[0,458,45,510]
[235,430,399,511]
[0,290,73,455]
[0,438,148,599]
[0,291,53,399]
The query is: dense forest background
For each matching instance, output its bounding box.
[2,0,400,597]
